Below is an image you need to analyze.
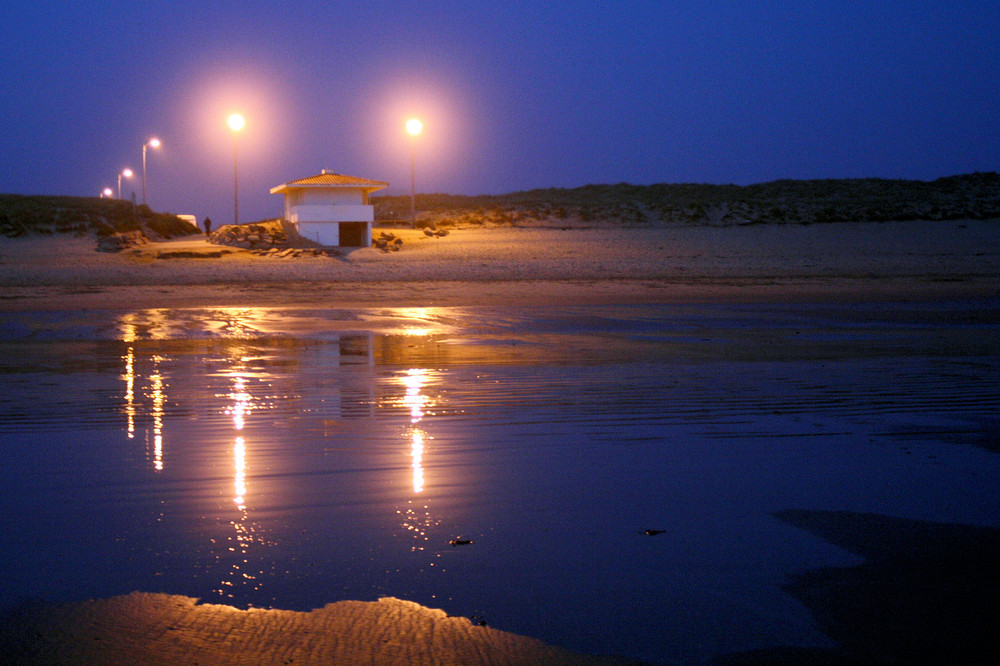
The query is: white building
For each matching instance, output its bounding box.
[270,170,388,247]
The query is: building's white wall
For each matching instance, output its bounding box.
[298,188,364,205]
[288,205,374,223]
[296,221,372,247]
[296,222,341,246]
[278,185,377,246]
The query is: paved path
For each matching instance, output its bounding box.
[135,235,244,258]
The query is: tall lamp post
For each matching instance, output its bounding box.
[228,114,245,226]
[406,118,422,228]
[117,168,133,199]
[142,137,160,206]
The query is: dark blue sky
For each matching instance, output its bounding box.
[2,1,997,224]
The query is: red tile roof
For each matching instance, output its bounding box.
[272,172,388,192]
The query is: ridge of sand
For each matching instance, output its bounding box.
[0,593,631,665]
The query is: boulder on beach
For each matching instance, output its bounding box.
[96,230,149,253]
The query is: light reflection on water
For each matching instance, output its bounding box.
[1,302,999,664]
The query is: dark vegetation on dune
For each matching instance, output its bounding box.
[4,173,998,238]
[0,194,196,239]
[374,172,1000,228]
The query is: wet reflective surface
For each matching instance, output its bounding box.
[2,302,999,664]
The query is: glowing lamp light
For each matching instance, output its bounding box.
[406,118,422,227]
[117,168,134,199]
[228,114,245,225]
[101,187,113,198]
[142,138,161,205]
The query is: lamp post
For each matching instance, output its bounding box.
[406,118,422,228]
[142,137,160,206]
[228,114,245,226]
[117,168,133,199]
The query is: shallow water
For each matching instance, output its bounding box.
[1,302,998,664]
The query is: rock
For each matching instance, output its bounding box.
[96,230,149,253]
[208,221,291,251]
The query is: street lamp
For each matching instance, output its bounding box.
[406,118,422,228]
[228,113,245,226]
[101,188,113,199]
[118,168,133,199]
[142,137,160,206]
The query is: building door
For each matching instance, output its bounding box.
[339,222,368,247]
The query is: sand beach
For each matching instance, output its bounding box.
[2,219,999,664]
[2,219,998,312]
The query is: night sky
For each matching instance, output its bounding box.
[2,1,997,225]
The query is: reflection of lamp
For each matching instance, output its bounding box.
[397,368,440,551]
[406,118,422,228]
[215,361,265,600]
[234,436,246,508]
[124,347,135,439]
[120,317,137,440]
[228,374,251,507]
[402,369,429,492]
[411,430,425,493]
[150,362,164,471]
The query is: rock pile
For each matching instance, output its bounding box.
[206,222,340,258]
[96,230,149,253]
[209,223,288,250]
[373,231,404,252]
[423,226,450,237]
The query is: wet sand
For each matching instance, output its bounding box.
[1,220,998,664]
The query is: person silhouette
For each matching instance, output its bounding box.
[204,217,212,235]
